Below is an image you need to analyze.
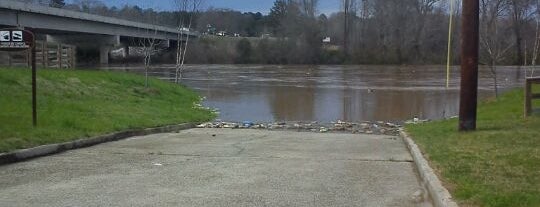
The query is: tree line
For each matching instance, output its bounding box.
[189,0,540,66]
[12,0,540,66]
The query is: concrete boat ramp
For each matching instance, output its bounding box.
[0,129,432,207]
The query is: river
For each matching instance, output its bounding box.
[96,64,528,123]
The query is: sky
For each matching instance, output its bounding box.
[69,0,341,15]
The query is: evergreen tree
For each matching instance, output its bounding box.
[268,0,288,36]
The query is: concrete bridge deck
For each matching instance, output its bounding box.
[0,1,196,40]
[0,1,196,64]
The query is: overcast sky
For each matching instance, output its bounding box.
[67,0,341,15]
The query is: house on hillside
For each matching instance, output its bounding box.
[322,36,340,51]
[206,24,216,35]
[322,37,331,44]
[217,31,228,36]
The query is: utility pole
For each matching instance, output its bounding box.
[459,0,480,131]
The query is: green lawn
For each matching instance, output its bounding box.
[0,68,215,153]
[406,87,540,207]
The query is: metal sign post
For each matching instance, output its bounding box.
[0,28,37,127]
[459,0,480,131]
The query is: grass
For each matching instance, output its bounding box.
[406,86,540,207]
[0,68,215,153]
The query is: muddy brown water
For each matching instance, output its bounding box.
[95,64,529,123]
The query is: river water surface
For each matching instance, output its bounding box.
[97,64,528,123]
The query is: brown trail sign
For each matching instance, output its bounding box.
[0,28,37,127]
[0,29,33,50]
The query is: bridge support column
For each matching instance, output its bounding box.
[122,45,129,58]
[47,34,120,64]
[100,46,111,64]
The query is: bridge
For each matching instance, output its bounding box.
[0,1,197,64]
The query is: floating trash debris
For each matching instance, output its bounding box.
[195,120,402,136]
[242,121,254,128]
[404,116,430,124]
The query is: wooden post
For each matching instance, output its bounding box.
[70,46,73,68]
[7,52,12,67]
[27,49,31,67]
[525,77,540,117]
[41,41,45,67]
[44,42,48,68]
[57,44,62,68]
[2,29,36,126]
[525,79,532,117]
[31,36,37,127]
[71,46,76,68]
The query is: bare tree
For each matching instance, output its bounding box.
[351,0,373,61]
[134,28,162,88]
[298,0,318,17]
[411,0,441,62]
[73,0,104,13]
[342,0,357,55]
[174,0,203,84]
[480,0,514,98]
[509,0,535,65]
[531,0,540,76]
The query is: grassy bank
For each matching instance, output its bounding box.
[0,68,215,153]
[406,88,540,207]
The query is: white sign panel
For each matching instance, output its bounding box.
[0,29,32,50]
[0,31,10,42]
[12,31,23,42]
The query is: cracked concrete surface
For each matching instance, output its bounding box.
[0,129,432,207]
